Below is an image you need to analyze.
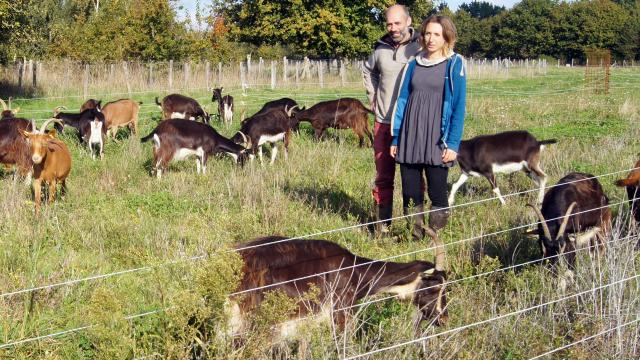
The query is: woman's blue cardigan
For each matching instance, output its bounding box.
[390,53,467,152]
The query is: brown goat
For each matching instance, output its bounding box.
[81,99,140,139]
[1,97,20,120]
[614,159,640,223]
[0,117,35,181]
[20,119,72,214]
[226,232,447,340]
[290,98,374,147]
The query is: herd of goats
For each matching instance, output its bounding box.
[0,88,639,339]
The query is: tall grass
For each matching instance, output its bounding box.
[0,67,638,358]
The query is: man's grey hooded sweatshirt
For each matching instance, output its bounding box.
[363,28,421,124]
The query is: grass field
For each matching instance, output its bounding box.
[1,66,639,359]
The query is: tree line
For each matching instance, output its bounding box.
[0,0,638,64]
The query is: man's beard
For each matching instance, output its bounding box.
[391,29,407,43]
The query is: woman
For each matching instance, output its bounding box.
[390,15,466,240]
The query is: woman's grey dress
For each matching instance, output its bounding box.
[396,60,451,167]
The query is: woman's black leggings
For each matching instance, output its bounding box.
[399,163,449,208]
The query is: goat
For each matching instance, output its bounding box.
[19,119,72,215]
[81,98,140,139]
[0,97,20,120]
[227,233,447,339]
[155,94,210,123]
[231,106,296,165]
[79,99,102,112]
[211,88,234,126]
[140,119,247,178]
[448,130,557,206]
[614,159,640,223]
[528,172,611,270]
[0,117,35,181]
[53,106,106,160]
[290,98,374,147]
[244,97,302,131]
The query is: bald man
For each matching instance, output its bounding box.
[363,5,421,235]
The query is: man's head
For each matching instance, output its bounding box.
[385,5,412,44]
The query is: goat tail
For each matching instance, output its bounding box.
[538,139,557,146]
[140,131,156,143]
[138,101,144,105]
[154,97,161,106]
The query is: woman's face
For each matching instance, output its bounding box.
[423,22,446,57]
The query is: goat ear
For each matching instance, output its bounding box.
[423,268,435,276]
[47,129,57,138]
[13,107,20,115]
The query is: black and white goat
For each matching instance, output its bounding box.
[529,172,611,269]
[231,106,296,165]
[211,88,234,126]
[140,119,247,178]
[449,130,556,206]
[53,106,106,160]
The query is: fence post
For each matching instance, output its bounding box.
[32,61,37,90]
[169,60,174,91]
[246,54,252,74]
[205,61,210,90]
[183,61,190,90]
[18,60,24,89]
[318,61,324,88]
[295,61,300,88]
[340,60,346,87]
[240,61,246,90]
[123,61,132,97]
[302,57,310,79]
[148,62,153,87]
[217,62,222,86]
[83,64,89,99]
[283,56,288,83]
[270,60,276,90]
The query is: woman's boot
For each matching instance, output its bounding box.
[428,206,450,231]
[404,204,425,241]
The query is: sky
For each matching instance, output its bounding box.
[176,1,520,21]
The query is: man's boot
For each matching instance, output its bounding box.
[428,206,450,231]
[375,203,393,235]
[404,204,425,241]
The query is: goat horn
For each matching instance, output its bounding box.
[0,98,7,111]
[53,106,66,116]
[423,226,446,271]
[285,105,298,117]
[40,118,63,134]
[527,203,553,242]
[30,119,37,132]
[555,202,577,241]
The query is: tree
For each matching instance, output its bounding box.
[215,0,394,59]
[490,0,557,59]
[459,1,505,19]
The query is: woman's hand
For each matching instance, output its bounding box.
[390,145,397,158]
[442,148,457,163]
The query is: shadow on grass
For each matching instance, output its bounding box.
[0,81,41,99]
[283,183,374,233]
[470,220,541,271]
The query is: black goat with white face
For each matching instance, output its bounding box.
[529,172,611,269]
[53,106,107,160]
[211,87,234,126]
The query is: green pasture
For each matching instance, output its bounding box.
[0,67,638,359]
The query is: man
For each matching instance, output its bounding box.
[363,4,421,234]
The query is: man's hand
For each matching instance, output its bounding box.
[390,145,397,158]
[442,148,457,163]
